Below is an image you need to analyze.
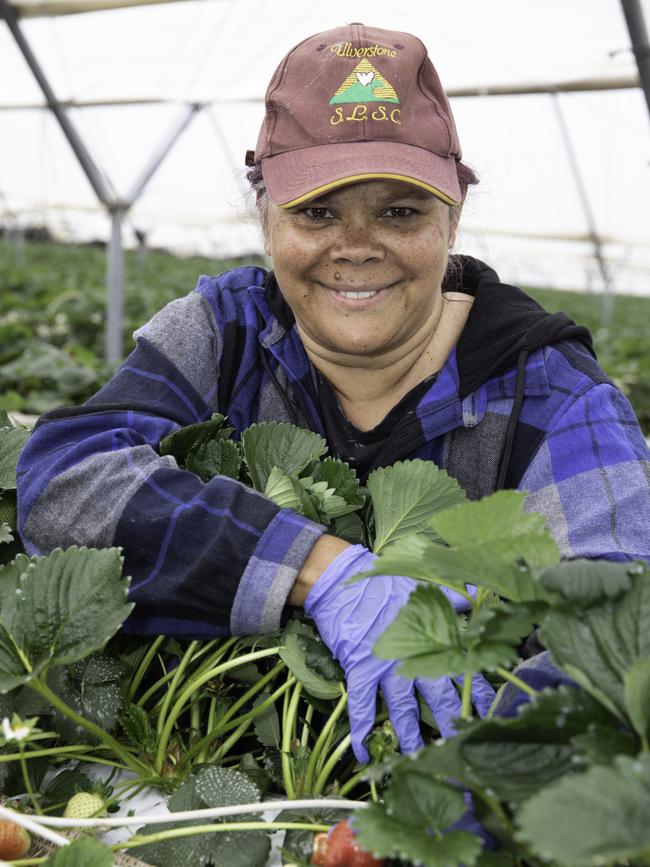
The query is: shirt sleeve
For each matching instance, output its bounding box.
[520,381,650,562]
[16,288,326,638]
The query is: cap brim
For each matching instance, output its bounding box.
[261,141,461,207]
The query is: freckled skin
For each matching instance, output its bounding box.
[262,180,458,370]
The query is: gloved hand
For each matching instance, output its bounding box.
[304,544,495,762]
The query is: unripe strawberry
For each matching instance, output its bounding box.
[63,791,107,819]
[0,819,31,859]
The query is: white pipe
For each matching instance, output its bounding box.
[0,798,367,830]
[0,805,69,847]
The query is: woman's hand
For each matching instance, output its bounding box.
[304,545,495,762]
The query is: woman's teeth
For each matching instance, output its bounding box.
[338,290,377,299]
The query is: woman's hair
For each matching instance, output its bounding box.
[246,159,479,227]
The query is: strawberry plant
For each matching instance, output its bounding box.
[1,413,650,866]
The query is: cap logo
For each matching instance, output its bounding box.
[329,58,399,105]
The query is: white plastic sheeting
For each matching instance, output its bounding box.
[1,0,649,293]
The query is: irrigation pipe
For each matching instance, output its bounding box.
[0,806,69,847]
[0,798,367,831]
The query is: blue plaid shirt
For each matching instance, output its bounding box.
[16,265,650,638]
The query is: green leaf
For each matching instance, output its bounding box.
[120,702,157,753]
[263,466,303,511]
[624,657,650,743]
[571,723,638,765]
[310,458,364,508]
[360,534,467,591]
[253,693,280,748]
[540,562,650,719]
[353,802,482,867]
[241,422,326,492]
[0,425,30,489]
[0,523,12,544]
[540,558,633,606]
[517,753,650,866]
[389,767,468,829]
[185,436,242,482]
[47,654,125,743]
[0,547,133,692]
[158,413,232,460]
[0,409,12,428]
[374,585,466,679]
[367,460,467,553]
[43,837,114,866]
[279,622,343,700]
[457,686,615,801]
[330,511,366,545]
[137,766,269,867]
[426,492,559,601]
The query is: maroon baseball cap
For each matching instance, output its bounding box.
[249,23,462,207]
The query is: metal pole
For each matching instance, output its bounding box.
[0,0,116,207]
[106,209,124,364]
[125,103,204,206]
[620,0,650,123]
[551,93,615,325]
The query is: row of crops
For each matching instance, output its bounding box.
[0,236,649,432]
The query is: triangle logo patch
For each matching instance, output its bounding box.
[329,59,399,105]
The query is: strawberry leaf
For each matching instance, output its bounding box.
[0,547,132,691]
[241,422,326,491]
[517,753,650,866]
[367,460,466,553]
[44,837,114,866]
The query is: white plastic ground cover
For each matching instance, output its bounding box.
[1,0,649,293]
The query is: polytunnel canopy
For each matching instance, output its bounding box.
[1,0,649,300]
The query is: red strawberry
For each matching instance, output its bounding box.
[311,819,384,867]
[0,819,31,860]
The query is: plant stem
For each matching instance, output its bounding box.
[180,671,294,772]
[125,634,165,704]
[216,660,286,732]
[0,744,98,763]
[281,680,303,799]
[28,677,150,776]
[154,646,280,773]
[301,702,314,749]
[304,687,347,795]
[313,733,351,794]
[460,671,473,720]
[337,768,368,798]
[156,640,201,737]
[19,746,41,814]
[210,717,254,764]
[116,820,331,851]
[495,666,538,698]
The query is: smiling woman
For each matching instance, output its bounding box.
[16,22,650,778]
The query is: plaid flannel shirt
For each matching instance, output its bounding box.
[17,265,650,637]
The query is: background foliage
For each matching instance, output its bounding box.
[0,237,648,433]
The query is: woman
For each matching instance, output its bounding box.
[16,23,650,762]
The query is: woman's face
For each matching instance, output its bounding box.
[262,179,459,365]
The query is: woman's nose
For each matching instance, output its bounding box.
[328,223,386,265]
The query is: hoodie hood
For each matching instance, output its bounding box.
[453,256,595,399]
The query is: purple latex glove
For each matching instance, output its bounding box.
[304,545,495,762]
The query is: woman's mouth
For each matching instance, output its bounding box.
[337,289,378,299]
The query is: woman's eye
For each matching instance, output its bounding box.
[302,207,333,220]
[383,206,415,218]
